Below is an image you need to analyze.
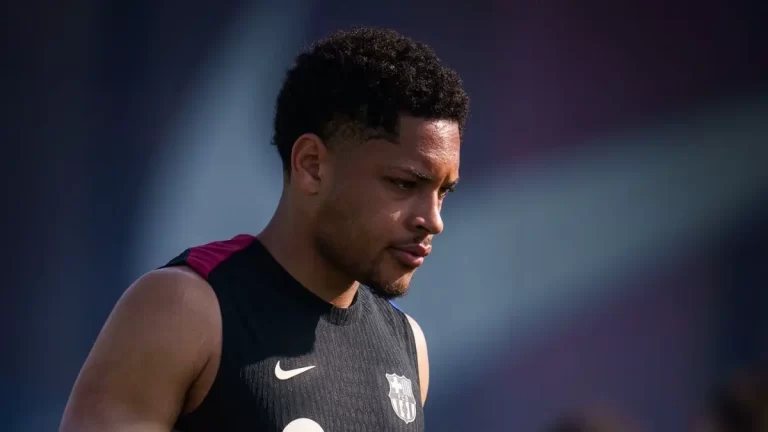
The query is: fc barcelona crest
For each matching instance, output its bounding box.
[385,373,417,424]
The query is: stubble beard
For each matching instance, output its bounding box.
[313,232,412,300]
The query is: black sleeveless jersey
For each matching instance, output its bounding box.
[163,235,425,432]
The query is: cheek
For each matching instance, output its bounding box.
[325,177,403,247]
[354,208,395,243]
[343,178,400,222]
[344,207,401,257]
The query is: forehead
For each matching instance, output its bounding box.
[360,117,461,172]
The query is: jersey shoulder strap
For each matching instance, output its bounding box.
[162,234,257,279]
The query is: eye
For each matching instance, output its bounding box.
[389,178,417,191]
[438,186,456,200]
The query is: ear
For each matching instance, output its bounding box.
[290,133,330,195]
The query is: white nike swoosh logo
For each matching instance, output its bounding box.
[275,361,316,380]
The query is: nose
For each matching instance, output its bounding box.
[411,196,444,235]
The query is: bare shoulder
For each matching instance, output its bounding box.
[60,266,221,431]
[111,266,221,356]
[405,314,429,406]
[405,314,426,344]
[127,266,219,320]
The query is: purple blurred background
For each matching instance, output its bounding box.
[7,1,768,430]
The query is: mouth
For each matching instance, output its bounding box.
[388,244,431,268]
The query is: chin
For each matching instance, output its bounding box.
[366,272,413,300]
[368,284,409,300]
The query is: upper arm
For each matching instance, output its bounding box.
[405,314,429,406]
[60,267,220,432]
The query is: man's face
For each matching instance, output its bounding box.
[312,116,461,298]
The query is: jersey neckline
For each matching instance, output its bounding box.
[248,239,364,326]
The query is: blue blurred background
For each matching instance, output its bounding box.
[7,1,768,430]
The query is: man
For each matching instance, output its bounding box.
[61,27,469,432]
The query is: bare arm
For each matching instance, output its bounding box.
[60,267,220,432]
[406,314,429,406]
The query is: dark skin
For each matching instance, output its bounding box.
[60,115,456,431]
[262,115,461,306]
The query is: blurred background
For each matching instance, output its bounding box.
[6,0,768,430]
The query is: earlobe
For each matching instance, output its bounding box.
[290,134,327,194]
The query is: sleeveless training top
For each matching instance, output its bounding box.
[164,235,425,432]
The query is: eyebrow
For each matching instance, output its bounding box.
[394,166,460,189]
[368,131,400,145]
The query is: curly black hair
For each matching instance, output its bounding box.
[272,27,469,173]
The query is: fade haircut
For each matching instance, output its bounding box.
[272,27,469,174]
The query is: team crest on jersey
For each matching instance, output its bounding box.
[385,373,417,423]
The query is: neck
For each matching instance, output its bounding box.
[257,197,359,308]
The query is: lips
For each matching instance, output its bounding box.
[389,244,431,268]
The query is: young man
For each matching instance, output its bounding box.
[61,27,469,432]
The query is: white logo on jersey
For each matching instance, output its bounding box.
[386,373,417,423]
[275,361,316,380]
[283,418,324,432]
